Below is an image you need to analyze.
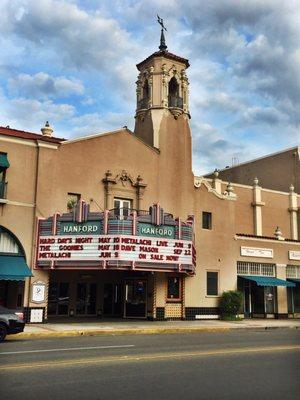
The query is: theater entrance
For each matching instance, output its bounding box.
[47,270,151,320]
[124,280,147,318]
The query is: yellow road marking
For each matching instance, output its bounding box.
[1,345,300,371]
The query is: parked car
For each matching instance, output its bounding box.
[0,306,25,342]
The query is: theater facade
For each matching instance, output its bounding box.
[0,36,299,322]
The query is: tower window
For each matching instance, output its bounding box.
[168,77,182,108]
[143,79,149,99]
[138,79,150,110]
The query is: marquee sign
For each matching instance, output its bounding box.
[38,235,193,264]
[35,202,196,274]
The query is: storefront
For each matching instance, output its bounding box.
[286,265,300,317]
[0,226,32,309]
[34,202,195,320]
[237,261,295,318]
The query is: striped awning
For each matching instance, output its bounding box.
[242,275,295,287]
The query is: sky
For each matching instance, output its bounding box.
[1,0,300,175]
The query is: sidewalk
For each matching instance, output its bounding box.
[9,318,300,340]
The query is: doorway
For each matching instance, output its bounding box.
[76,283,97,316]
[103,283,123,317]
[124,280,147,318]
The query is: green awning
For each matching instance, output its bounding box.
[0,255,33,280]
[0,153,9,169]
[287,278,300,284]
[242,275,295,287]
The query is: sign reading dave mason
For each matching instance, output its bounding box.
[38,234,193,265]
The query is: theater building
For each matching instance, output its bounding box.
[0,36,299,322]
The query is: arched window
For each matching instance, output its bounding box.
[0,226,24,256]
[168,77,183,108]
[138,79,150,109]
[143,79,149,100]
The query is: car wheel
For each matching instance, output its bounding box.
[0,323,7,342]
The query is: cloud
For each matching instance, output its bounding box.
[0,88,75,131]
[1,0,300,175]
[8,72,84,99]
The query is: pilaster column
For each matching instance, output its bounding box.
[252,178,265,236]
[212,169,222,193]
[289,184,298,240]
[148,67,154,108]
[276,264,288,316]
[102,170,116,209]
[134,175,147,211]
[161,64,168,107]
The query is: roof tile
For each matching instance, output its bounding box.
[0,126,65,144]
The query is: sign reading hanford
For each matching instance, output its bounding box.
[36,202,196,275]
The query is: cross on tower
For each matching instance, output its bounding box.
[157,15,167,31]
[157,15,168,51]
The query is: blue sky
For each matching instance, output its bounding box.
[1,0,300,175]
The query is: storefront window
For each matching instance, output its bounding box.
[167,277,181,300]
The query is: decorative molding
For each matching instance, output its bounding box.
[0,135,59,149]
[102,170,147,210]
[241,246,273,258]
[194,177,236,201]
[1,199,35,208]
[37,141,59,150]
[0,135,36,147]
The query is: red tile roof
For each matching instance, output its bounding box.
[0,126,65,144]
[136,50,190,70]
[236,233,300,243]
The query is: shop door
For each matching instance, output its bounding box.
[76,283,97,315]
[244,283,251,318]
[251,284,265,315]
[265,286,275,314]
[124,280,147,318]
[103,283,123,316]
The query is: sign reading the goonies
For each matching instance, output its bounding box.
[36,202,196,274]
[38,235,193,264]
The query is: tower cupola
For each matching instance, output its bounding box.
[134,17,190,147]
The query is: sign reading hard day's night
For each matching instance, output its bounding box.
[36,202,196,274]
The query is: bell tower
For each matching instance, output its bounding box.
[134,17,190,148]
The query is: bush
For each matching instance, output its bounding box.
[219,290,243,319]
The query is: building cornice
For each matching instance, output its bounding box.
[235,234,300,246]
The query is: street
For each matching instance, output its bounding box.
[0,330,300,399]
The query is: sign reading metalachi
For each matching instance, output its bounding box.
[38,234,193,265]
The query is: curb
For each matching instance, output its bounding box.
[7,325,299,340]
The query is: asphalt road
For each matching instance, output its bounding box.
[0,330,299,400]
